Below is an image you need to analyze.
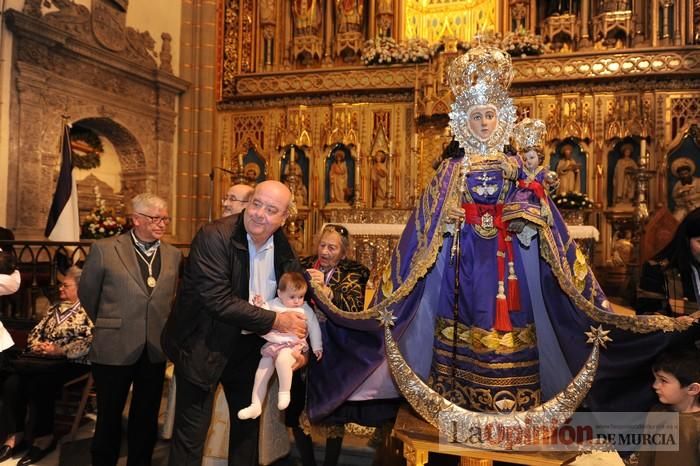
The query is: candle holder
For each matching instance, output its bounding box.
[387,142,395,206]
[629,146,657,268]
[353,145,365,208]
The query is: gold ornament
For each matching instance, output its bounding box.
[383,324,610,450]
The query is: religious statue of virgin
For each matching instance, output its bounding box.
[304,45,694,449]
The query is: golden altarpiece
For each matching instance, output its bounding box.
[216,0,700,292]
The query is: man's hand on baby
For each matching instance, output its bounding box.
[272,311,307,339]
[251,294,265,307]
[314,349,323,361]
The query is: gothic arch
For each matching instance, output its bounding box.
[75,117,147,202]
[4,7,187,238]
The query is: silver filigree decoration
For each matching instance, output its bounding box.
[512,118,547,152]
[376,308,397,327]
[448,45,517,157]
[384,325,611,450]
[585,325,612,349]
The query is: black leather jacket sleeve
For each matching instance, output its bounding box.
[186,220,276,334]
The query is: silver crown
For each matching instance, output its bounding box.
[448,45,516,156]
[447,45,514,98]
[513,118,547,152]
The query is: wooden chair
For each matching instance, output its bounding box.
[57,372,94,441]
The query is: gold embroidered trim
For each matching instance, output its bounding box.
[537,224,693,333]
[435,319,537,354]
[433,361,540,387]
[430,372,542,413]
[502,205,549,229]
[433,348,539,369]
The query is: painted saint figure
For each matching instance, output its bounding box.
[671,157,700,221]
[556,143,580,194]
[328,150,349,205]
[336,0,362,33]
[293,0,322,36]
[370,150,388,207]
[613,143,638,206]
[284,160,308,207]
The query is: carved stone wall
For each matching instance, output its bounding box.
[4,7,188,238]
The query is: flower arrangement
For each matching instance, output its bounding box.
[551,191,594,210]
[80,188,127,239]
[502,28,544,57]
[429,36,471,56]
[361,37,432,65]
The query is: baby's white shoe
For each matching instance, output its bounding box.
[278,391,291,410]
[237,404,262,420]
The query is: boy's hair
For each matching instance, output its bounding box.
[0,250,16,275]
[652,348,700,387]
[278,271,307,293]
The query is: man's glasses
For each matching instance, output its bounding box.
[222,196,250,204]
[325,224,348,238]
[58,282,75,289]
[136,212,171,225]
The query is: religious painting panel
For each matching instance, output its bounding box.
[280,145,310,208]
[666,127,700,222]
[242,147,267,186]
[325,144,355,206]
[549,138,588,195]
[606,137,640,209]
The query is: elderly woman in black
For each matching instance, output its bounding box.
[636,208,700,352]
[0,266,93,465]
[287,224,369,466]
[637,207,700,320]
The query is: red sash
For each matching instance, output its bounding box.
[462,203,521,331]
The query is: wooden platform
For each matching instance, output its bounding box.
[392,406,579,466]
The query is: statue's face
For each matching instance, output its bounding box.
[561,145,573,158]
[679,167,693,182]
[524,150,539,170]
[467,105,498,142]
[335,151,344,162]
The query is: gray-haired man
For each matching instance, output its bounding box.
[80,193,182,466]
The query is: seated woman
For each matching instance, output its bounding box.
[0,266,93,465]
[289,224,369,466]
[637,207,700,340]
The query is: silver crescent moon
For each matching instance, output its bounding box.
[384,325,605,450]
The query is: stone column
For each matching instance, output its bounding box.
[580,0,592,47]
[176,0,218,241]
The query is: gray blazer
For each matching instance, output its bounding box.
[79,233,181,365]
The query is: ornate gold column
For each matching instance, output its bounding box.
[661,0,672,44]
[323,0,332,64]
[580,0,591,47]
[652,0,660,46]
[175,0,218,241]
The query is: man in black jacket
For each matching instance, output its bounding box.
[162,180,307,466]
